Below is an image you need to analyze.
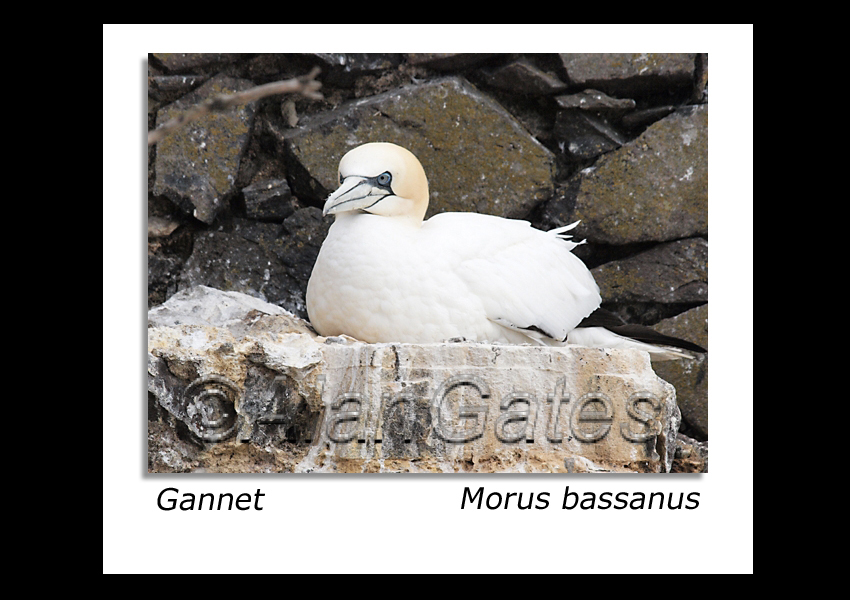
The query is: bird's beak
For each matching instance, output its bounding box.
[323,177,389,216]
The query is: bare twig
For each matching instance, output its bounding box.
[148,67,323,145]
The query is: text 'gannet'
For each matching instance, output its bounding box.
[306,142,705,360]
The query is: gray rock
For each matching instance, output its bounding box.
[554,111,628,159]
[147,216,181,238]
[312,53,404,80]
[554,89,636,118]
[693,53,709,103]
[560,53,697,96]
[542,105,707,244]
[480,59,567,94]
[552,90,635,159]
[592,238,708,305]
[620,106,677,131]
[148,287,322,461]
[655,294,709,347]
[151,53,243,73]
[148,284,290,330]
[672,433,708,472]
[277,76,555,219]
[177,206,330,319]
[147,74,208,102]
[242,178,293,222]
[653,305,708,439]
[147,253,183,308]
[272,207,330,284]
[407,53,497,70]
[153,75,258,224]
[178,230,304,317]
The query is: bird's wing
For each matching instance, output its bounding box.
[423,214,601,342]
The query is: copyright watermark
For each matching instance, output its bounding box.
[321,374,662,447]
[175,373,664,455]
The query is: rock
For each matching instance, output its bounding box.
[311,53,404,83]
[620,106,677,132]
[693,53,709,103]
[148,286,684,473]
[148,195,194,307]
[554,111,628,160]
[552,90,635,159]
[242,178,293,222]
[151,53,242,73]
[541,105,707,244]
[153,75,258,224]
[560,53,697,96]
[311,340,680,474]
[407,53,496,71]
[653,305,708,439]
[148,287,323,467]
[554,89,636,118]
[147,74,208,102]
[655,302,708,351]
[273,207,330,284]
[480,59,567,95]
[178,230,304,317]
[147,253,183,308]
[147,216,181,238]
[148,285,292,328]
[177,206,329,319]
[671,433,708,472]
[592,238,708,305]
[276,76,555,219]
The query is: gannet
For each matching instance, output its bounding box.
[306,142,705,360]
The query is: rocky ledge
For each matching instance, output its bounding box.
[148,286,705,473]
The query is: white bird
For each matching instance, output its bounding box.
[306,142,705,360]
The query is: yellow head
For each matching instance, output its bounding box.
[322,142,430,223]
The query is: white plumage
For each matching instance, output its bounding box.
[306,142,702,360]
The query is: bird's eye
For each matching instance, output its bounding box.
[339,173,344,185]
[377,172,391,186]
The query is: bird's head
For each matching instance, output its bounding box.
[322,142,429,223]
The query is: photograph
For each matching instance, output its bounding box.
[105,26,752,574]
